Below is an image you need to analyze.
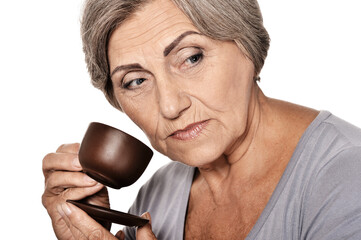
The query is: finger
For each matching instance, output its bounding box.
[82,187,109,206]
[58,202,116,240]
[46,171,98,194]
[56,143,80,154]
[136,212,157,240]
[57,203,87,239]
[43,153,82,177]
[42,184,104,212]
[63,184,106,202]
[115,230,125,240]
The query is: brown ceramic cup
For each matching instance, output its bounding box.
[78,122,153,189]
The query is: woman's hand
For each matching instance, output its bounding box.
[136,212,158,240]
[42,143,110,239]
[57,207,157,240]
[42,143,157,239]
[57,201,123,239]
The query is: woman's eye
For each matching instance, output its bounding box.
[123,78,146,89]
[185,53,203,65]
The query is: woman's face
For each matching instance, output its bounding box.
[108,0,256,167]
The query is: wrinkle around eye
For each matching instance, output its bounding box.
[180,52,204,71]
[186,53,203,65]
[123,78,147,89]
[120,69,152,88]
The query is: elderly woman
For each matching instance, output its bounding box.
[42,0,361,239]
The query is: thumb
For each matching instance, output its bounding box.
[115,230,125,240]
[136,212,157,240]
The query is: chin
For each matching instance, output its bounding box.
[166,141,226,168]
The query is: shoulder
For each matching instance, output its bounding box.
[300,114,361,239]
[310,146,361,194]
[299,111,361,172]
[288,112,361,239]
[309,112,361,178]
[305,112,361,207]
[322,113,361,146]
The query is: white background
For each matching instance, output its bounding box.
[0,0,360,238]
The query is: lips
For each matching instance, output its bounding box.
[170,120,209,140]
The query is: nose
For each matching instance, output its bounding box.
[156,79,191,120]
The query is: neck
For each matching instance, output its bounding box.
[195,84,274,204]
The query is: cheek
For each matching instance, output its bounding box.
[115,85,171,154]
[123,104,154,131]
[120,96,161,145]
[195,61,252,111]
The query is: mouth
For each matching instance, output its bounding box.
[169,120,209,140]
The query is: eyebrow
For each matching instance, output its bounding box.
[110,63,144,77]
[110,31,200,77]
[163,31,200,57]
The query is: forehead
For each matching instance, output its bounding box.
[108,0,198,58]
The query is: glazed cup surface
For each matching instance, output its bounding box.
[78,122,153,189]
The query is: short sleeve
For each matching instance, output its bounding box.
[301,147,361,239]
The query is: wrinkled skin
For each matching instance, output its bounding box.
[42,143,157,239]
[42,0,318,239]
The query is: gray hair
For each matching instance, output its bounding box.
[81,0,270,109]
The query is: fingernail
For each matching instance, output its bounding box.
[141,212,152,225]
[62,203,72,216]
[73,157,82,168]
[84,174,96,184]
[142,212,149,219]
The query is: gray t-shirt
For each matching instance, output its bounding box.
[124,111,361,239]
